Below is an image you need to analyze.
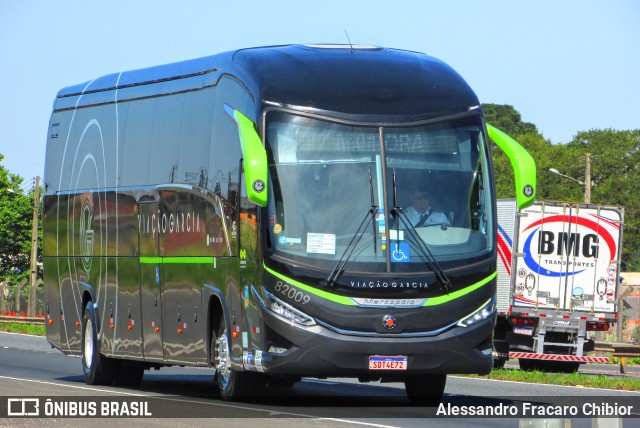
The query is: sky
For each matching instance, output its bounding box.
[1,1,638,183]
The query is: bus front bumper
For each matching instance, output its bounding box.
[250,308,494,377]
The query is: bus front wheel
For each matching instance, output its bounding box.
[213,324,265,400]
[404,374,447,406]
[81,302,117,385]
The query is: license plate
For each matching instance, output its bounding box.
[513,326,533,336]
[369,356,408,370]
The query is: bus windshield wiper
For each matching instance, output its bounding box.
[322,167,378,288]
[390,170,452,292]
[393,212,452,292]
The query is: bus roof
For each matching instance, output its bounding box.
[56,44,479,119]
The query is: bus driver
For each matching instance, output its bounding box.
[404,189,450,227]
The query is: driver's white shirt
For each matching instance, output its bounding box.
[404,206,450,227]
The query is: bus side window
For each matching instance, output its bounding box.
[121,99,153,186]
[149,94,184,185]
[178,90,214,187]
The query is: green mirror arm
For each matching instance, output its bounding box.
[225,105,269,207]
[486,123,536,209]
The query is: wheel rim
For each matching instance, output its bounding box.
[83,317,94,368]
[215,331,231,385]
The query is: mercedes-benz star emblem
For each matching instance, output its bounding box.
[382,315,397,330]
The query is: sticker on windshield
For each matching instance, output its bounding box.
[307,233,336,255]
[278,236,302,245]
[390,242,410,263]
[390,229,404,241]
[377,208,386,234]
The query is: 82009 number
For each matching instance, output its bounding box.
[274,281,311,304]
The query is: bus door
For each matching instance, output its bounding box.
[138,201,164,361]
[237,169,261,349]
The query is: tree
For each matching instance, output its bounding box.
[564,129,640,269]
[483,103,539,136]
[0,154,33,283]
[483,103,640,271]
[483,104,552,200]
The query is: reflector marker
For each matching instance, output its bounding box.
[510,352,609,363]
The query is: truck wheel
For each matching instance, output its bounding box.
[81,302,116,385]
[553,361,581,373]
[213,322,265,400]
[518,358,538,371]
[404,374,446,406]
[493,358,507,369]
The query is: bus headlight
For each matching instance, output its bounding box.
[265,290,316,326]
[457,296,496,327]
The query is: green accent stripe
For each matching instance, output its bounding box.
[139,257,163,264]
[139,256,214,264]
[422,271,497,306]
[263,263,496,307]
[263,264,356,306]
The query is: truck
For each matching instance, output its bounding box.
[493,199,624,372]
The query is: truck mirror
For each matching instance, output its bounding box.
[225,105,269,207]
[486,124,536,210]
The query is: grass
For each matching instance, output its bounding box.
[0,321,45,336]
[464,368,640,391]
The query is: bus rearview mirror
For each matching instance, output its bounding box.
[226,105,269,207]
[486,124,536,210]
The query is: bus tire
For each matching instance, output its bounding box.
[115,362,145,387]
[213,323,264,400]
[404,374,447,406]
[267,375,300,388]
[81,302,116,385]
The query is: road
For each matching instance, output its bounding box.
[1,332,639,427]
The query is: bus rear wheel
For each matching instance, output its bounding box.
[213,324,265,400]
[81,302,117,385]
[404,374,447,406]
[115,362,145,387]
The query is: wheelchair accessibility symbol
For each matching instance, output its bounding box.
[391,242,410,263]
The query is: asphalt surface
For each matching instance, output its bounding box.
[1,332,639,427]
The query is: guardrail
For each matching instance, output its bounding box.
[595,341,640,373]
[0,315,45,325]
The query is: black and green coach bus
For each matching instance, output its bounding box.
[43,44,535,404]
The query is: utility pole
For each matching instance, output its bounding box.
[28,176,40,317]
[584,153,591,204]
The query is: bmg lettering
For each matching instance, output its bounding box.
[537,231,599,258]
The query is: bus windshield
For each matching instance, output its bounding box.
[263,110,493,273]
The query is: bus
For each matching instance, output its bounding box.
[43,44,536,404]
